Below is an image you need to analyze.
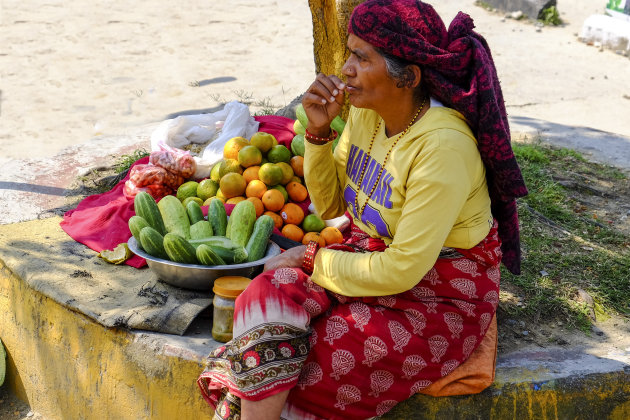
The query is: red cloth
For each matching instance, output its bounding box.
[60,115,298,268]
[60,156,149,268]
[198,223,502,419]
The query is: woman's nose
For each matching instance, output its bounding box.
[341,59,353,77]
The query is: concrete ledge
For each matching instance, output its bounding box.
[3,235,630,419]
[0,257,214,419]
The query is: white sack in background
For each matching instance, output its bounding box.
[150,101,259,179]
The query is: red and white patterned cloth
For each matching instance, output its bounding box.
[198,222,501,420]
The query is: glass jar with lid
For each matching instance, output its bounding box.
[212,276,251,342]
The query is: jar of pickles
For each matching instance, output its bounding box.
[212,276,252,342]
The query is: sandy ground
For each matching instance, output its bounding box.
[1,0,630,162]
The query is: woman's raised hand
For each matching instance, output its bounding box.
[302,74,346,136]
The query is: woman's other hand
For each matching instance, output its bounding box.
[302,74,346,136]
[263,245,307,272]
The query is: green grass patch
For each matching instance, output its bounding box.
[501,141,630,331]
[113,149,149,174]
[538,6,563,26]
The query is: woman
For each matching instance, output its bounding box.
[198,1,527,419]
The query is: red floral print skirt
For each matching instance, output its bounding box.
[198,222,501,420]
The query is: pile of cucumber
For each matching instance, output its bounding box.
[129,191,274,266]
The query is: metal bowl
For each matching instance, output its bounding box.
[127,237,281,291]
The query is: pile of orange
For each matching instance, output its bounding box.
[194,132,343,246]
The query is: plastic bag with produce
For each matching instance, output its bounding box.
[149,144,196,179]
[129,163,184,190]
[123,180,173,200]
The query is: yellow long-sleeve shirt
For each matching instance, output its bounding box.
[303,105,493,297]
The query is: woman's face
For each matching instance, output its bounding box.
[342,34,400,111]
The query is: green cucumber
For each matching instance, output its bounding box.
[163,233,198,264]
[245,215,275,262]
[226,200,256,247]
[139,226,168,260]
[128,215,150,249]
[186,200,205,225]
[208,199,228,236]
[134,191,166,235]
[158,195,191,239]
[190,220,214,240]
[188,236,248,264]
[196,244,226,266]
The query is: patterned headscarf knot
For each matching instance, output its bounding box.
[349,0,528,274]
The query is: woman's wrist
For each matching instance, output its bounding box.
[304,127,337,145]
[302,240,320,274]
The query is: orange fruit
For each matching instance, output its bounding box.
[267,144,292,163]
[261,188,285,212]
[302,231,326,248]
[286,181,308,202]
[258,162,283,186]
[243,165,261,183]
[245,179,267,199]
[290,176,302,184]
[226,196,246,205]
[280,202,305,225]
[264,211,283,230]
[281,224,304,243]
[247,197,264,217]
[290,155,304,177]
[250,131,277,153]
[321,226,344,245]
[215,189,227,202]
[302,213,326,232]
[276,161,294,185]
[219,158,243,178]
[238,145,263,167]
[223,136,250,160]
[219,172,247,198]
[270,184,289,203]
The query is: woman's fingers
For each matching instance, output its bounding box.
[302,74,346,133]
[308,74,345,104]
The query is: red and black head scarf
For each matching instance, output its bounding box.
[349,0,528,274]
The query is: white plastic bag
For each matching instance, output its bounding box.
[150,101,259,179]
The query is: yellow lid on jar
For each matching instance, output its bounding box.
[213,276,252,298]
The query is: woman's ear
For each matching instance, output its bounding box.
[409,65,422,89]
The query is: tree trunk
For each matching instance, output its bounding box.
[308,0,365,118]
